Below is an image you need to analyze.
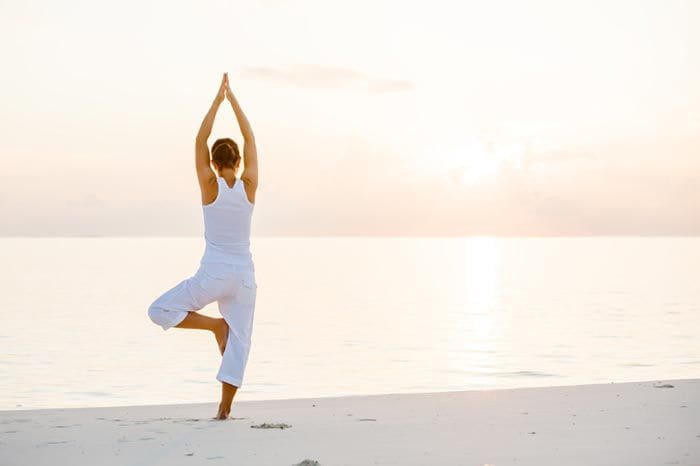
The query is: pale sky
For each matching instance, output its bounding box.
[0,0,698,236]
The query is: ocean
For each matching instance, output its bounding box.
[0,237,698,410]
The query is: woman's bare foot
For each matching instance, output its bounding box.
[214,403,230,420]
[213,318,229,355]
[214,382,237,420]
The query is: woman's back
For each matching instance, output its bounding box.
[201,177,254,265]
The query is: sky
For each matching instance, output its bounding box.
[0,0,698,236]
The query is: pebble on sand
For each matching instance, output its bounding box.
[292,460,320,466]
[251,422,292,429]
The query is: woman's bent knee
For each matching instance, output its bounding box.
[148,302,170,328]
[147,303,162,324]
[148,302,188,330]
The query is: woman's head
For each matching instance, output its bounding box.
[211,138,241,173]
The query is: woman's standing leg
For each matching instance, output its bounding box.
[214,272,257,419]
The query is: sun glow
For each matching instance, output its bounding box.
[420,135,527,186]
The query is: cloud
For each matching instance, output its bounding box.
[239,64,413,93]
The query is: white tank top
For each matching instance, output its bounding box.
[200,177,254,266]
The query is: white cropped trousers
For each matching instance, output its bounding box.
[147,262,257,388]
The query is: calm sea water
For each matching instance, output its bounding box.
[0,237,698,410]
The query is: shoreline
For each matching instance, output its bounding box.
[0,377,694,413]
[1,378,698,465]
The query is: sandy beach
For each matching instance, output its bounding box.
[1,378,697,466]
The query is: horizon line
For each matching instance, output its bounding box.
[1,234,699,239]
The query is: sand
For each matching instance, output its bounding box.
[1,379,698,465]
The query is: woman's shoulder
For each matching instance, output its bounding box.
[201,176,221,207]
[239,177,256,205]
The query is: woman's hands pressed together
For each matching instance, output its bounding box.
[214,72,228,105]
[224,73,236,102]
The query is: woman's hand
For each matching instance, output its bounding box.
[224,73,235,101]
[214,72,228,105]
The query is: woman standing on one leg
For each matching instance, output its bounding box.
[147,72,259,420]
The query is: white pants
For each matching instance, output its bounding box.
[147,262,257,388]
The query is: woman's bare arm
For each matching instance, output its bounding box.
[195,74,227,190]
[225,77,258,203]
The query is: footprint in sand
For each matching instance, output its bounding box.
[292,460,320,466]
[250,422,292,429]
[2,419,30,425]
[117,436,156,443]
[654,384,674,388]
[357,418,376,422]
[38,440,72,446]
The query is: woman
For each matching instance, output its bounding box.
[147,72,258,420]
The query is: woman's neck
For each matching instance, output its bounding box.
[217,168,237,180]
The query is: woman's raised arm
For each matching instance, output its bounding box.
[195,73,227,185]
[225,77,258,202]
